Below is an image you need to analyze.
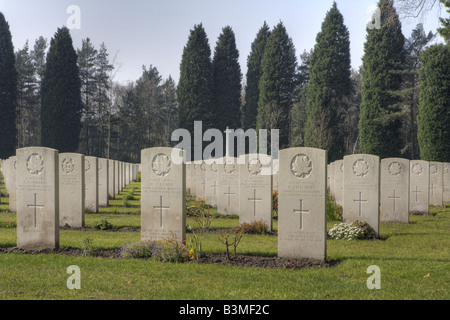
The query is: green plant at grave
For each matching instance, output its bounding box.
[111,206,119,214]
[235,220,269,235]
[119,238,189,263]
[122,199,131,208]
[81,238,98,257]
[326,191,343,221]
[328,220,375,240]
[187,231,203,260]
[136,172,141,182]
[0,220,16,228]
[123,192,134,201]
[217,229,244,260]
[92,219,113,230]
[272,190,278,220]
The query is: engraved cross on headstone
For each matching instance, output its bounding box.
[429,183,436,196]
[293,199,309,230]
[211,180,218,196]
[153,195,170,228]
[248,189,262,217]
[353,192,367,217]
[27,193,44,228]
[224,186,235,206]
[413,186,421,202]
[388,189,401,212]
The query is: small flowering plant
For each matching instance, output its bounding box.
[1,221,16,228]
[328,221,375,240]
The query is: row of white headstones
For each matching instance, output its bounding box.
[1,146,449,261]
[1,148,139,249]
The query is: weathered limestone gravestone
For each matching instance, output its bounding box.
[444,163,450,203]
[59,153,85,227]
[115,160,120,195]
[186,162,192,194]
[239,154,273,231]
[205,160,219,207]
[141,147,186,242]
[16,147,59,249]
[278,147,327,261]
[98,158,109,207]
[429,162,443,206]
[333,160,344,207]
[85,156,98,213]
[195,161,207,200]
[380,158,410,223]
[409,160,429,214]
[217,157,240,216]
[343,154,380,237]
[108,159,115,199]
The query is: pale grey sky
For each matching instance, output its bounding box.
[0,0,445,84]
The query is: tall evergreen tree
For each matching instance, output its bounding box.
[212,26,242,133]
[438,0,450,43]
[256,22,297,149]
[0,12,18,158]
[358,0,406,158]
[41,27,82,152]
[417,44,450,161]
[177,23,213,155]
[304,2,352,161]
[242,22,270,130]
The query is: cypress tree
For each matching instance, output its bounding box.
[438,0,450,43]
[256,22,297,149]
[358,0,406,158]
[242,22,271,130]
[41,27,82,152]
[177,23,213,138]
[417,44,450,162]
[304,2,352,161]
[0,12,17,158]
[212,26,242,132]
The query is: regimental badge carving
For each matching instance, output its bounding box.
[200,162,206,171]
[210,162,218,172]
[352,159,369,177]
[248,158,262,176]
[152,153,171,177]
[98,161,103,171]
[388,162,402,176]
[26,153,44,176]
[291,154,312,179]
[224,162,236,174]
[412,163,423,175]
[85,159,90,172]
[429,164,438,175]
[61,158,75,174]
[444,165,449,174]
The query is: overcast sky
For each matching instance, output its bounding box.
[0,0,445,85]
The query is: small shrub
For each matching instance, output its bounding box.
[272,190,278,219]
[93,219,113,230]
[123,193,134,201]
[0,220,16,228]
[326,191,343,221]
[187,231,202,260]
[218,230,244,260]
[236,220,269,235]
[136,172,141,182]
[328,221,375,240]
[81,238,98,257]
[119,238,189,263]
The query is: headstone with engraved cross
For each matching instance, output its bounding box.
[343,154,380,237]
[333,160,344,207]
[141,147,186,242]
[205,159,219,207]
[429,162,443,207]
[278,147,327,261]
[380,158,410,223]
[239,154,273,231]
[59,153,85,227]
[444,163,450,203]
[16,147,59,249]
[217,157,240,216]
[98,158,109,207]
[85,156,99,213]
[409,160,429,214]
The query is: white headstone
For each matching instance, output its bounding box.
[108,159,115,199]
[205,160,219,207]
[429,162,443,206]
[217,157,240,216]
[98,158,109,207]
[141,147,186,242]
[333,160,344,206]
[444,163,450,203]
[59,153,85,227]
[343,154,380,237]
[85,156,98,213]
[16,147,59,249]
[409,160,429,214]
[380,158,410,223]
[278,147,327,260]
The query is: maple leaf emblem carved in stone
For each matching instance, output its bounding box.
[152,153,171,177]
[388,162,402,176]
[412,163,423,175]
[248,158,262,175]
[429,164,438,175]
[291,154,312,179]
[224,162,236,174]
[26,153,44,176]
[85,159,91,172]
[61,158,75,174]
[352,159,369,177]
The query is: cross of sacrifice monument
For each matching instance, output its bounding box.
[153,195,170,228]
[293,199,309,230]
[27,193,44,228]
[248,189,262,217]
[353,191,368,217]
[388,189,401,212]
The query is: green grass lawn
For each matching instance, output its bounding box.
[0,177,448,300]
